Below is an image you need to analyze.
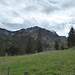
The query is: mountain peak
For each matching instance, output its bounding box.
[25,26,59,40]
[0,26,67,40]
[0,28,13,36]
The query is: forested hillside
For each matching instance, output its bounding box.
[0,26,68,56]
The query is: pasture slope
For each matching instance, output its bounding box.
[0,49,75,75]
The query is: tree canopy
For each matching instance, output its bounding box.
[68,27,75,48]
[37,29,43,52]
[25,34,34,54]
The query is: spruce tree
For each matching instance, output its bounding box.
[25,34,34,54]
[37,29,43,52]
[55,40,59,50]
[68,27,75,48]
[6,45,19,56]
[0,39,5,56]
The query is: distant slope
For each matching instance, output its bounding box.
[0,26,67,51]
[26,26,60,40]
[0,26,67,40]
[0,28,14,36]
[60,36,67,40]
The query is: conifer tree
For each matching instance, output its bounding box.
[55,40,59,50]
[37,29,43,52]
[25,34,34,54]
[68,27,75,48]
[0,39,5,56]
[6,45,19,56]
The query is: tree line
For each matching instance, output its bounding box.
[0,27,75,56]
[55,27,75,50]
[0,29,43,56]
[67,27,75,48]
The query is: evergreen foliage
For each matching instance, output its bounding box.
[68,27,75,48]
[0,39,5,56]
[37,29,43,52]
[25,34,34,54]
[6,45,19,56]
[55,38,68,50]
[55,40,59,50]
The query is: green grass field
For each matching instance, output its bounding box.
[0,49,75,75]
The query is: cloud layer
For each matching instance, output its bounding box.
[0,0,75,36]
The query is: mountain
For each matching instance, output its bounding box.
[0,26,66,40]
[0,28,14,36]
[0,26,67,54]
[26,26,60,40]
[60,36,67,40]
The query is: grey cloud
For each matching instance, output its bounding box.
[48,1,59,4]
[38,20,49,28]
[0,0,8,5]
[38,0,59,14]
[69,19,75,28]
[12,11,20,17]
[49,24,65,31]
[63,0,75,8]
[2,18,38,30]
[23,0,59,14]
[42,5,59,14]
[3,23,24,30]
[25,6,38,12]
[37,20,66,31]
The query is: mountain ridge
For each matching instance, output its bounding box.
[0,26,67,53]
[0,26,67,40]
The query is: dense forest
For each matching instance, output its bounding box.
[0,26,75,56]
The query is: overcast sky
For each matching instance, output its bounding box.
[0,0,75,36]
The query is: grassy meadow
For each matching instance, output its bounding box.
[0,49,75,75]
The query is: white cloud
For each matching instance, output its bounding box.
[13,17,24,24]
[0,0,75,36]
